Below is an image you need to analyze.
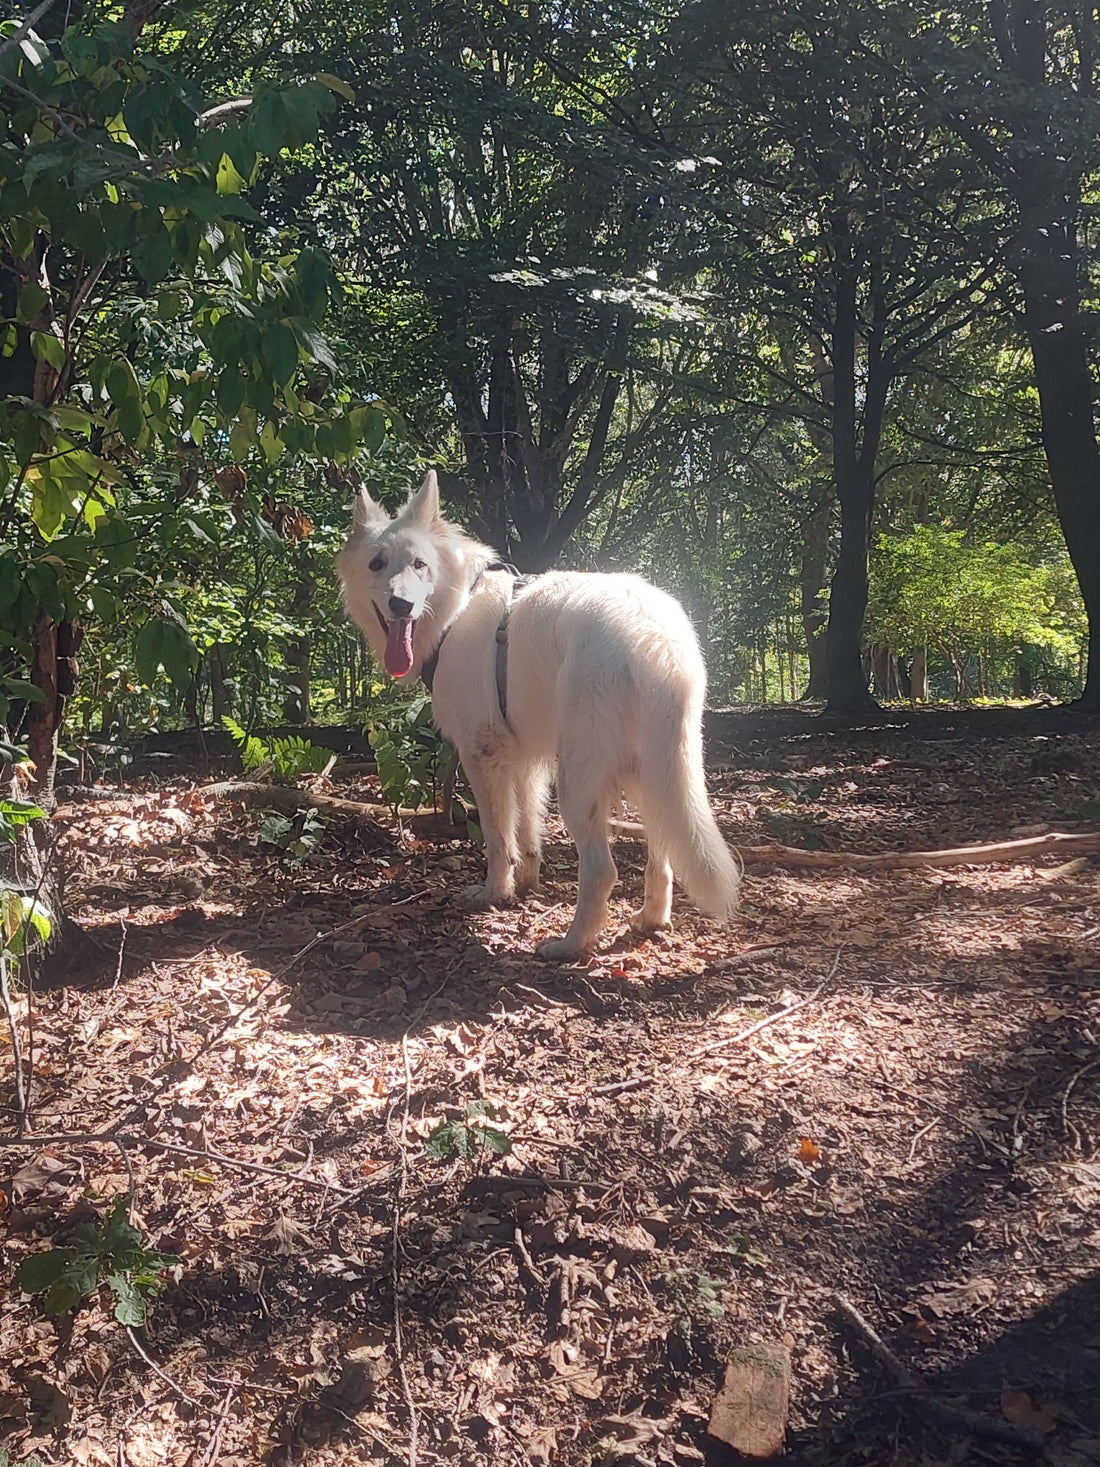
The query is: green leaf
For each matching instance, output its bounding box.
[30,332,66,371]
[15,282,51,324]
[313,71,355,103]
[217,369,248,418]
[108,1274,147,1327]
[134,618,197,689]
[16,1248,76,1294]
[260,322,299,386]
[258,420,284,464]
[215,153,248,196]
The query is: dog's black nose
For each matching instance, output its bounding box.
[389,596,414,618]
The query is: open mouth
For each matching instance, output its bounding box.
[375,605,416,677]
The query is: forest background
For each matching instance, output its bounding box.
[3,0,1100,799]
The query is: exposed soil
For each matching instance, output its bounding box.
[2,708,1099,1467]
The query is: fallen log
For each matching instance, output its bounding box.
[200,785,1099,870]
[739,830,1100,870]
[199,780,463,837]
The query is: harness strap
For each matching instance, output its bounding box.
[421,561,532,725]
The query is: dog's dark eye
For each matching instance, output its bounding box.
[369,555,385,572]
[413,558,427,571]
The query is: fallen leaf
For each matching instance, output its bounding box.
[1000,1384,1057,1434]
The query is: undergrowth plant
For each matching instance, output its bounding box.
[367,692,455,814]
[222,717,332,781]
[258,806,327,860]
[15,1198,179,1326]
[1,742,51,1055]
[425,1101,513,1164]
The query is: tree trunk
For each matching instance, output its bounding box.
[209,644,231,722]
[910,645,929,703]
[824,249,881,717]
[1016,215,1100,709]
[283,550,314,724]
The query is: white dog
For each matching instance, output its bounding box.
[337,470,741,960]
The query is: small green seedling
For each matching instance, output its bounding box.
[16,1198,179,1326]
[425,1101,513,1163]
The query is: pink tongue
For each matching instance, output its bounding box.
[384,618,415,677]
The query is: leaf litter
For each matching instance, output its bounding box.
[1,711,1099,1466]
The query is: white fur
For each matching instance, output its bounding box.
[336,470,742,959]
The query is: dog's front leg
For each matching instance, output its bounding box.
[459,745,519,909]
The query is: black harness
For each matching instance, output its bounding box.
[420,561,533,723]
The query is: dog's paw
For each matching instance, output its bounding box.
[536,937,590,963]
[462,884,514,910]
[629,909,672,935]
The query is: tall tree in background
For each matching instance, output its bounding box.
[655,0,1008,712]
[911,0,1100,709]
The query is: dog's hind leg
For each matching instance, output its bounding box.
[537,763,617,961]
[514,764,550,896]
[460,743,520,908]
[631,846,674,933]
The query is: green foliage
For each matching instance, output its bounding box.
[222,717,331,781]
[424,1102,513,1163]
[0,741,51,959]
[258,806,326,860]
[867,526,1086,698]
[367,692,452,814]
[15,1198,179,1325]
[657,1267,726,1341]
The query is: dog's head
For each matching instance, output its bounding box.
[336,469,488,679]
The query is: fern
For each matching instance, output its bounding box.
[222,715,269,773]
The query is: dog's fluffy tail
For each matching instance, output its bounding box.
[638,691,741,922]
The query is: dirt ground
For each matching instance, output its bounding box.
[2,707,1099,1467]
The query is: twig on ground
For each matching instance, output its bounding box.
[509,983,578,1009]
[125,1326,205,1405]
[592,1076,652,1097]
[112,919,128,990]
[197,1384,236,1467]
[513,1225,548,1287]
[0,1129,358,1194]
[834,1293,1047,1448]
[906,1117,940,1164]
[1061,1058,1099,1145]
[690,951,842,1060]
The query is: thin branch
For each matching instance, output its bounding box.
[689,955,840,1060]
[741,830,1100,870]
[0,0,60,59]
[835,1293,1048,1448]
[390,1032,420,1467]
[0,957,27,1135]
[125,1326,206,1405]
[197,97,253,128]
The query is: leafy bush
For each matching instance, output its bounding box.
[367,692,454,813]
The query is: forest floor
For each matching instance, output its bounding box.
[2,707,1100,1467]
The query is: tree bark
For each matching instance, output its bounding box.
[824,241,881,716]
[1016,214,1100,709]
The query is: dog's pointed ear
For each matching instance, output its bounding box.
[400,468,442,528]
[351,488,389,534]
